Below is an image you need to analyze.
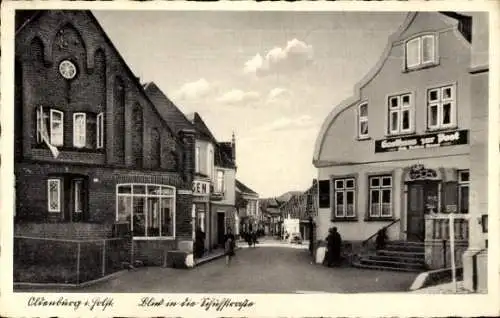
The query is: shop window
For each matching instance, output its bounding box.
[458,170,469,214]
[47,179,61,212]
[388,93,413,135]
[116,184,175,238]
[37,107,64,146]
[427,84,456,130]
[405,34,437,70]
[358,102,369,139]
[333,177,356,219]
[369,176,392,218]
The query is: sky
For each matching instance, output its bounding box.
[93,10,407,198]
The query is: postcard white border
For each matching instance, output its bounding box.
[1,1,499,317]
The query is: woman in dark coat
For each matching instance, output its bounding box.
[326,227,342,267]
[195,227,205,259]
[224,228,236,266]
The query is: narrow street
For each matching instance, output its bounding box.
[71,242,417,293]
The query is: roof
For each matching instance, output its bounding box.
[216,142,236,169]
[235,179,258,196]
[143,82,194,135]
[187,112,218,143]
[440,12,472,42]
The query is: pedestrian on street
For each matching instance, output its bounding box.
[251,230,258,247]
[224,227,236,266]
[326,227,342,267]
[195,226,205,259]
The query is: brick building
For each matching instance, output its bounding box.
[14,10,196,266]
[235,179,260,234]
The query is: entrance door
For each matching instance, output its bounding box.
[407,181,439,241]
[217,212,225,246]
[407,183,425,241]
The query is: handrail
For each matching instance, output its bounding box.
[361,218,400,246]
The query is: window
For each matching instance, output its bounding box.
[458,170,469,214]
[388,93,413,135]
[369,176,392,218]
[73,179,83,213]
[37,108,64,146]
[427,84,456,130]
[216,170,225,193]
[318,180,330,208]
[97,112,104,149]
[195,146,200,173]
[208,148,213,178]
[116,184,176,237]
[333,178,355,218]
[405,34,437,70]
[151,128,161,169]
[73,113,86,148]
[358,103,369,138]
[47,179,61,212]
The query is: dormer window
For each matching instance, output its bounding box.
[405,34,437,70]
[357,102,369,139]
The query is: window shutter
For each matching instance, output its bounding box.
[318,180,330,209]
[442,181,458,213]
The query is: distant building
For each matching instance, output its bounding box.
[279,180,319,240]
[235,179,260,233]
[313,12,479,271]
[260,198,285,236]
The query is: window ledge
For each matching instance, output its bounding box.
[385,132,416,138]
[357,136,371,141]
[425,127,459,134]
[364,217,395,222]
[132,236,176,241]
[330,218,358,223]
[403,62,439,73]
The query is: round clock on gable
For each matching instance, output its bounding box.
[59,60,77,80]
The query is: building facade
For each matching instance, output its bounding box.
[235,179,260,234]
[462,12,489,293]
[14,10,195,266]
[313,12,476,269]
[188,113,237,248]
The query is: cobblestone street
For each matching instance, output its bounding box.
[70,243,417,293]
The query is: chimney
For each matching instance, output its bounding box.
[231,131,236,163]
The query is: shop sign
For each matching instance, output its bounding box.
[192,180,210,196]
[375,130,468,153]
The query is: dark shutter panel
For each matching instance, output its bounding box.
[442,181,459,213]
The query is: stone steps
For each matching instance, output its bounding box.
[353,240,427,272]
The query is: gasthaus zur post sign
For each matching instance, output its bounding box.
[374,129,469,153]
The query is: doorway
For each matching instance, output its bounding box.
[407,181,439,241]
[217,212,225,246]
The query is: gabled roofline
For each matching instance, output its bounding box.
[16,10,178,139]
[312,12,473,166]
[312,12,417,166]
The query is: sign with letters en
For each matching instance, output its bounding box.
[192,180,210,196]
[375,129,468,153]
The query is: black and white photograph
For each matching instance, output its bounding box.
[1,1,499,317]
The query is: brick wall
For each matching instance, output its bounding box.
[15,162,188,224]
[15,10,187,175]
[15,222,113,239]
